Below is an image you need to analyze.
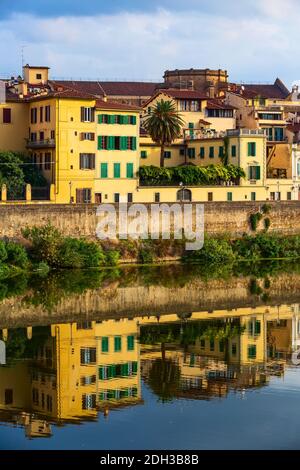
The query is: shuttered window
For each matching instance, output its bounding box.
[227,192,233,201]
[3,108,11,123]
[141,150,147,159]
[219,146,224,157]
[80,347,96,364]
[114,336,122,352]
[114,163,121,178]
[231,145,237,157]
[100,163,108,178]
[248,345,257,359]
[199,147,205,159]
[126,163,134,178]
[101,337,109,353]
[127,335,135,351]
[188,148,195,159]
[249,166,261,180]
[164,151,171,159]
[80,153,95,170]
[76,188,92,203]
[209,147,214,158]
[80,107,95,122]
[248,142,256,156]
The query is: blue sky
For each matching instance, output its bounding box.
[0,1,299,86]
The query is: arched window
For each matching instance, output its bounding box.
[177,188,192,202]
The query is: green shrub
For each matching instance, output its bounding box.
[5,242,29,268]
[249,279,263,296]
[138,247,154,264]
[0,263,11,280]
[22,223,62,266]
[105,250,120,266]
[261,204,271,215]
[250,212,263,231]
[0,241,7,263]
[183,237,235,264]
[58,238,106,268]
[264,218,271,231]
[35,261,50,276]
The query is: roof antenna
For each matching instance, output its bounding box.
[21,45,27,76]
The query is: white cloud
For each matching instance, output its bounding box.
[0,7,299,86]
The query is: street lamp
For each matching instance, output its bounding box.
[179,181,185,203]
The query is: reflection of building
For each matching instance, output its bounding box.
[0,304,300,437]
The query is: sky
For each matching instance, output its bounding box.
[0,0,299,86]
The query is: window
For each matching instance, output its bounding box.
[44,152,51,170]
[5,389,13,405]
[77,321,92,330]
[232,344,237,356]
[101,337,109,353]
[126,163,134,178]
[80,107,95,122]
[81,347,96,364]
[219,146,224,158]
[100,163,108,178]
[80,153,95,170]
[51,130,55,139]
[287,192,292,200]
[249,166,261,180]
[45,105,51,122]
[3,108,11,123]
[274,127,284,142]
[127,335,135,351]
[81,375,96,386]
[40,107,43,123]
[114,193,120,203]
[248,142,256,156]
[114,336,122,352]
[210,340,214,352]
[76,188,92,203]
[127,193,133,203]
[248,345,257,359]
[199,147,205,159]
[141,150,147,159]
[219,341,224,353]
[32,388,39,405]
[36,73,42,80]
[188,122,194,138]
[249,320,261,336]
[208,192,213,201]
[180,148,185,157]
[114,163,121,178]
[97,136,136,150]
[31,107,37,124]
[98,114,136,124]
[227,192,233,201]
[46,395,53,412]
[251,192,256,201]
[200,339,205,349]
[154,192,160,203]
[81,132,95,141]
[231,145,236,157]
[39,131,44,141]
[209,147,214,158]
[164,150,171,159]
[82,394,96,410]
[206,109,233,118]
[177,188,192,202]
[188,148,195,159]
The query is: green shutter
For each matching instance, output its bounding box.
[98,136,103,150]
[231,145,236,157]
[127,335,134,351]
[120,136,127,150]
[209,147,214,158]
[114,336,122,352]
[119,115,124,124]
[123,115,129,125]
[131,137,136,151]
[141,150,147,159]
[101,337,109,352]
[200,147,205,158]
[99,367,105,380]
[107,136,115,150]
[114,163,121,178]
[256,166,261,179]
[227,192,233,201]
[100,163,108,178]
[131,115,137,125]
[98,114,103,124]
[219,146,224,157]
[126,163,134,178]
[252,142,256,156]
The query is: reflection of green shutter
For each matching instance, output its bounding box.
[102,337,109,352]
[99,367,104,380]
[121,363,129,377]
[114,336,122,352]
[132,361,138,374]
[127,335,134,351]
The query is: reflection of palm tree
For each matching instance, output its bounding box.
[147,358,181,403]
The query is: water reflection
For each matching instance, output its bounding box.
[1,303,300,439]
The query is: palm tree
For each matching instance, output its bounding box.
[144,100,185,167]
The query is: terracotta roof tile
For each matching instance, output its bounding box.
[206,99,236,110]
[50,80,159,97]
[158,88,208,100]
[95,99,141,111]
[237,79,290,100]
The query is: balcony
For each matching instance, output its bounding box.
[26,138,55,149]
[226,129,266,137]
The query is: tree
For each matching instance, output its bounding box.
[144,100,185,167]
[0,152,25,198]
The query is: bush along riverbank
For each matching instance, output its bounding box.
[1,224,300,279]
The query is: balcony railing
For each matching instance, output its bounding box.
[26,139,55,149]
[226,129,266,137]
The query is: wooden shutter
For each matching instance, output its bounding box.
[98,114,103,124]
[131,137,136,151]
[131,115,137,125]
[114,163,120,178]
[256,166,261,179]
[80,154,84,169]
[80,107,85,122]
[120,136,127,150]
[91,108,95,122]
[126,163,134,178]
[76,189,84,203]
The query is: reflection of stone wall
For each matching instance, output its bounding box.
[0,201,300,241]
[0,273,300,328]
